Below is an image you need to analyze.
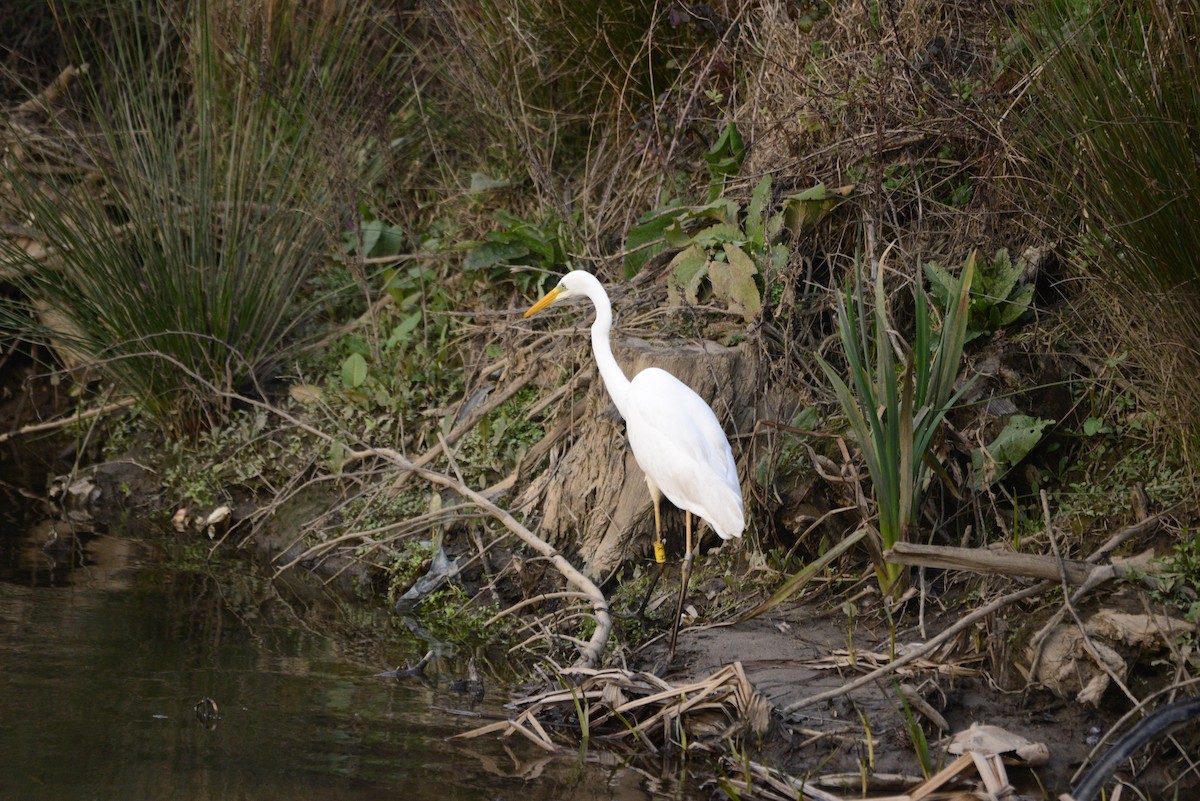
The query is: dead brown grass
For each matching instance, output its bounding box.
[734,0,1021,274]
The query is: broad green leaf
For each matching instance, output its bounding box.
[691,198,741,224]
[994,283,1034,328]
[464,240,528,270]
[358,219,404,258]
[766,212,784,241]
[970,414,1054,488]
[382,267,405,306]
[922,260,955,309]
[790,406,821,430]
[663,221,693,248]
[770,243,789,273]
[623,201,686,275]
[341,352,368,389]
[327,440,349,473]
[690,222,745,248]
[981,248,1021,300]
[781,183,853,235]
[666,245,709,305]
[360,219,383,257]
[712,244,762,321]
[704,122,745,178]
[386,311,423,350]
[745,174,772,248]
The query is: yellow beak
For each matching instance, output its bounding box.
[524,286,563,318]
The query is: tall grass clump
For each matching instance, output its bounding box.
[1014,0,1200,445]
[0,0,397,432]
[818,251,975,597]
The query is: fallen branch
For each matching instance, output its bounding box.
[349,446,611,669]
[482,398,588,499]
[486,590,595,624]
[783,578,1053,715]
[786,510,1172,716]
[388,371,536,492]
[887,541,1094,584]
[1026,503,1169,687]
[0,397,137,443]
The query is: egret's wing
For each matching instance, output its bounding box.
[625,368,743,538]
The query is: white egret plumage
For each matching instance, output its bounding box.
[525,270,744,657]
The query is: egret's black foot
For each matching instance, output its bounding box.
[613,560,669,625]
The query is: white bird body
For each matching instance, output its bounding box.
[625,367,744,539]
[525,270,744,541]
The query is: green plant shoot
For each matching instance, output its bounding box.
[818,250,976,596]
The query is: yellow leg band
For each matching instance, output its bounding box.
[654,541,667,564]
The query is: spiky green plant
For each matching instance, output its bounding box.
[0,0,397,431]
[817,252,975,596]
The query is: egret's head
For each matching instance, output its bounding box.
[523,271,593,318]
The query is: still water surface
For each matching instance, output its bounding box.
[0,486,678,800]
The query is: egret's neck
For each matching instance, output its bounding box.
[586,286,632,421]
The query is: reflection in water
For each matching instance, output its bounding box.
[0,499,674,801]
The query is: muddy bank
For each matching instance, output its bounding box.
[3,353,1197,801]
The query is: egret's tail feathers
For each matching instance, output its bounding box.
[704,484,745,540]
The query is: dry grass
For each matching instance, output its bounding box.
[451,661,772,753]
[735,0,1017,270]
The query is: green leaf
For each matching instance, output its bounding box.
[691,198,741,224]
[381,268,405,306]
[704,122,745,178]
[819,251,977,595]
[357,219,404,258]
[712,244,762,322]
[666,245,709,305]
[386,311,423,350]
[927,249,1031,340]
[1082,416,1111,436]
[780,183,852,235]
[623,201,686,275]
[980,248,1022,302]
[360,219,383,257]
[341,353,368,389]
[663,221,693,248]
[464,240,529,270]
[745,174,772,248]
[995,283,1034,328]
[690,222,745,248]
[922,260,955,310]
[469,172,510,192]
[971,414,1054,488]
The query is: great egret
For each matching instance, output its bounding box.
[525,270,744,658]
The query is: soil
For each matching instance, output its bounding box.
[650,604,1107,797]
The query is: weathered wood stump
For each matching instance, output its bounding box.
[529,336,761,580]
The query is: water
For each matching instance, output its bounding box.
[0,474,675,801]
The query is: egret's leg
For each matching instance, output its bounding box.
[632,492,668,620]
[668,511,695,660]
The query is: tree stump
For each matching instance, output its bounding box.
[531,336,760,580]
